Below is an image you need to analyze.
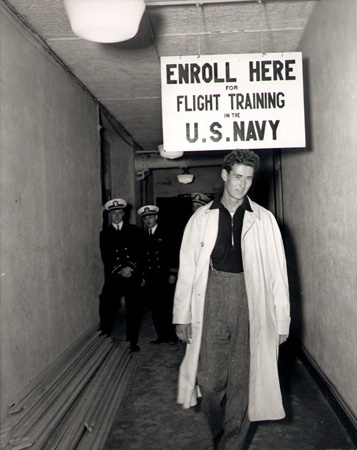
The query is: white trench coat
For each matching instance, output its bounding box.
[173,197,290,421]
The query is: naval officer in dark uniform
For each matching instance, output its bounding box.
[99,198,143,352]
[138,205,178,344]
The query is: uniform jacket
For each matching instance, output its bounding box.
[173,197,290,421]
[100,222,142,281]
[142,225,178,278]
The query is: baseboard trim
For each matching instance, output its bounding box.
[292,338,357,447]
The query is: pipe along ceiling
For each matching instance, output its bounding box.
[135,153,224,180]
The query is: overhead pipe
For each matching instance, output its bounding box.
[135,152,223,173]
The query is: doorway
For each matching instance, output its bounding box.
[156,195,193,258]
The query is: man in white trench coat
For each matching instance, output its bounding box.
[173,150,290,449]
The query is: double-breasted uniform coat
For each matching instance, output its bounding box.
[142,224,173,277]
[173,197,290,421]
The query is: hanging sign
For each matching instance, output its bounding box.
[160,53,305,152]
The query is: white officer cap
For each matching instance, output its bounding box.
[191,192,210,206]
[104,198,127,211]
[137,205,159,217]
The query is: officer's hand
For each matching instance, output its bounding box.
[120,267,133,278]
[168,275,176,285]
[176,324,192,344]
[278,334,288,345]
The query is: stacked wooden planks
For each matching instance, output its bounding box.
[0,327,137,450]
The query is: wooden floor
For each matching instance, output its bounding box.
[104,309,356,450]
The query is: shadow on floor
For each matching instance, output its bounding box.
[104,309,355,450]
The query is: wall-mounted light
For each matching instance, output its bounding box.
[177,168,194,184]
[158,144,183,160]
[63,0,146,43]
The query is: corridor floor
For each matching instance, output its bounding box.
[104,309,355,450]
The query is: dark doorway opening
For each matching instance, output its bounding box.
[156,195,193,257]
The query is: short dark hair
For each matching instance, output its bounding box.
[222,150,260,173]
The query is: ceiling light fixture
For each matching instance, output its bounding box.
[177,168,194,184]
[63,0,146,43]
[158,144,183,160]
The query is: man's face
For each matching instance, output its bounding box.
[110,209,125,225]
[143,214,157,229]
[221,164,254,202]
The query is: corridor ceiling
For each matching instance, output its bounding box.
[5,0,317,151]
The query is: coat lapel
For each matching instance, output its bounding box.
[242,197,260,238]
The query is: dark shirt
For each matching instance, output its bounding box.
[210,196,252,273]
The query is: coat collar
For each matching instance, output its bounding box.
[246,197,261,220]
[202,196,261,237]
[200,196,261,236]
[207,195,260,218]
[209,194,253,213]
[242,197,261,237]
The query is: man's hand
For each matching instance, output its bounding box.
[278,334,288,345]
[176,324,192,344]
[119,266,133,278]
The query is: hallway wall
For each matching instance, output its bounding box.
[0,8,103,418]
[281,0,357,419]
[100,113,138,224]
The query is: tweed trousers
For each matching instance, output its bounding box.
[197,270,250,450]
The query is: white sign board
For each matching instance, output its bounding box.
[161,53,305,152]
